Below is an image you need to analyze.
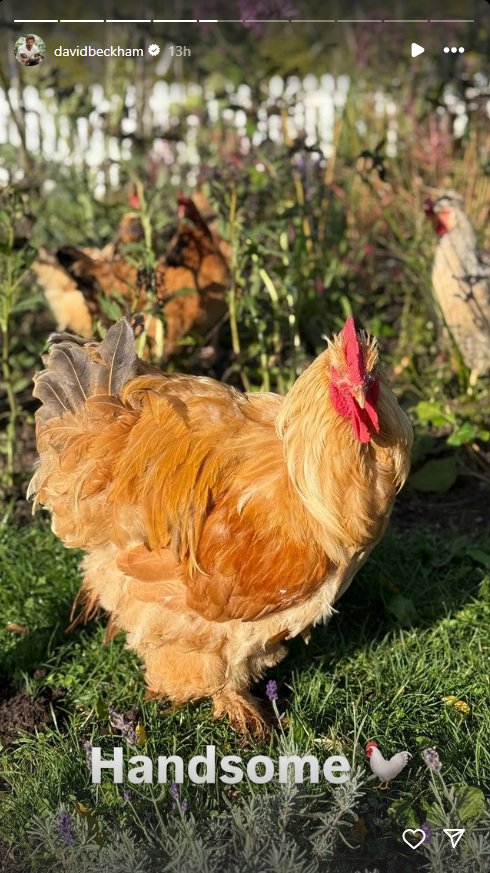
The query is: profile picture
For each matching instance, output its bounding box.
[14,33,46,67]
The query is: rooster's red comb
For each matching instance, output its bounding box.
[177,193,196,219]
[342,316,364,384]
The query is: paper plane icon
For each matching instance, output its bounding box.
[443,829,465,848]
[411,43,425,58]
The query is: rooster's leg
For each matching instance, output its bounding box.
[142,643,226,708]
[213,689,269,739]
[142,644,268,737]
[374,781,390,791]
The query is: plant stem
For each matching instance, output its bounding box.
[227,185,250,392]
[1,319,17,496]
[0,223,17,508]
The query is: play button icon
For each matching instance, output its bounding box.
[411,43,425,58]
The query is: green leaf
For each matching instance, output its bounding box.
[446,422,476,446]
[410,457,458,493]
[163,287,198,303]
[388,798,419,828]
[12,377,32,394]
[96,699,109,720]
[419,800,446,829]
[98,293,125,321]
[387,595,418,627]
[414,401,456,427]
[467,548,490,569]
[454,785,486,824]
[411,434,440,465]
[476,428,490,442]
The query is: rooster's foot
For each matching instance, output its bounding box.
[213,690,269,740]
[374,781,390,791]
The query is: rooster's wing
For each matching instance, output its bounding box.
[31,322,330,625]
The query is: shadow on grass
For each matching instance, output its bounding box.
[281,526,489,671]
[0,519,83,682]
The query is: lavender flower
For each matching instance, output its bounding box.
[123,789,132,803]
[421,821,433,845]
[266,679,278,701]
[422,748,442,772]
[108,705,137,745]
[56,810,75,846]
[170,782,188,811]
[292,151,306,173]
[239,0,297,33]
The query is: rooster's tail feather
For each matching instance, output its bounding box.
[33,319,137,423]
[28,320,139,545]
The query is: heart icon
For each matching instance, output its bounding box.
[402,828,426,850]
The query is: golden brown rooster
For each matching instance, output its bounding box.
[29,316,412,735]
[425,192,490,384]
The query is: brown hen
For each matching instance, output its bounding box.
[33,196,230,360]
[32,211,144,338]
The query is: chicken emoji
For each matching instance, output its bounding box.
[365,741,411,790]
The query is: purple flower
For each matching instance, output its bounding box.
[421,822,433,845]
[56,810,75,846]
[108,705,137,746]
[170,782,188,811]
[123,789,131,803]
[266,679,278,701]
[239,0,297,33]
[422,748,442,772]
[292,152,306,174]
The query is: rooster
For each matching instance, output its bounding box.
[365,741,411,790]
[29,316,412,735]
[425,192,490,384]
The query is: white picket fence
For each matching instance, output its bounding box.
[0,70,486,194]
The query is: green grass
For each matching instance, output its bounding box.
[1,519,489,872]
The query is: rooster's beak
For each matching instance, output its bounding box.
[352,386,367,409]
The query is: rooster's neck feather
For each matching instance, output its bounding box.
[276,348,412,559]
